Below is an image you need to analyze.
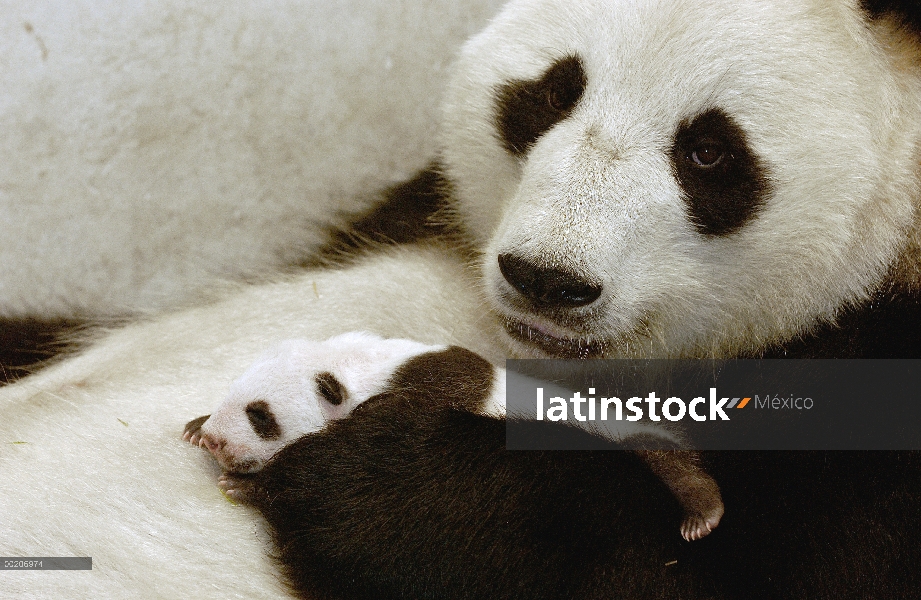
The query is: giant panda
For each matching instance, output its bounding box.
[1,0,920,598]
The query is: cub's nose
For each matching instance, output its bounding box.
[200,433,225,455]
[498,254,601,308]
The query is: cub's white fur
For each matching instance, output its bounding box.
[1,0,919,597]
[0,0,502,317]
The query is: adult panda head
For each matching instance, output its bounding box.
[439,0,921,359]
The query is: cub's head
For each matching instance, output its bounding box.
[440,0,921,358]
[195,333,433,472]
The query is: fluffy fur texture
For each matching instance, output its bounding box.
[1,0,920,597]
[0,0,503,318]
[0,245,506,599]
[186,334,721,542]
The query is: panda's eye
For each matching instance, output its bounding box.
[689,142,725,168]
[547,76,582,112]
[246,400,281,440]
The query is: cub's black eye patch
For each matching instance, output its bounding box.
[670,108,772,237]
[246,400,281,440]
[315,371,346,406]
[495,55,586,156]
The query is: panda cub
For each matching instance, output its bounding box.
[183,333,442,474]
[184,332,723,543]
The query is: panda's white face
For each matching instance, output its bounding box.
[441,0,921,358]
[198,333,435,472]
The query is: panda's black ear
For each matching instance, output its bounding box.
[315,372,347,406]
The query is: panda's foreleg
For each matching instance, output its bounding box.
[217,472,257,502]
[485,368,722,540]
[631,448,723,541]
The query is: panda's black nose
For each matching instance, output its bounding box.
[498,254,602,308]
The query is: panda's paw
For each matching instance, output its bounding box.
[677,474,724,541]
[183,415,210,446]
[680,508,722,542]
[218,473,255,502]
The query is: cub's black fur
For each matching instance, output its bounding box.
[234,402,708,600]
[232,399,921,600]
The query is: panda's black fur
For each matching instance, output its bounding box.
[759,288,921,358]
[862,0,921,33]
[233,397,921,600]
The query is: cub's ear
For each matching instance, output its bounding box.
[315,371,347,407]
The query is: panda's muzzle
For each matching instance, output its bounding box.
[496,253,613,357]
[497,253,601,309]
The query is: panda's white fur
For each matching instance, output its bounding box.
[0,0,503,318]
[0,0,919,597]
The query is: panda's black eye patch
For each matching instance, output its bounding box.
[246,400,281,440]
[495,55,586,156]
[315,372,346,406]
[671,108,772,237]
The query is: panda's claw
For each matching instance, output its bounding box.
[218,473,254,502]
[680,510,722,541]
[666,469,724,542]
[183,414,211,446]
